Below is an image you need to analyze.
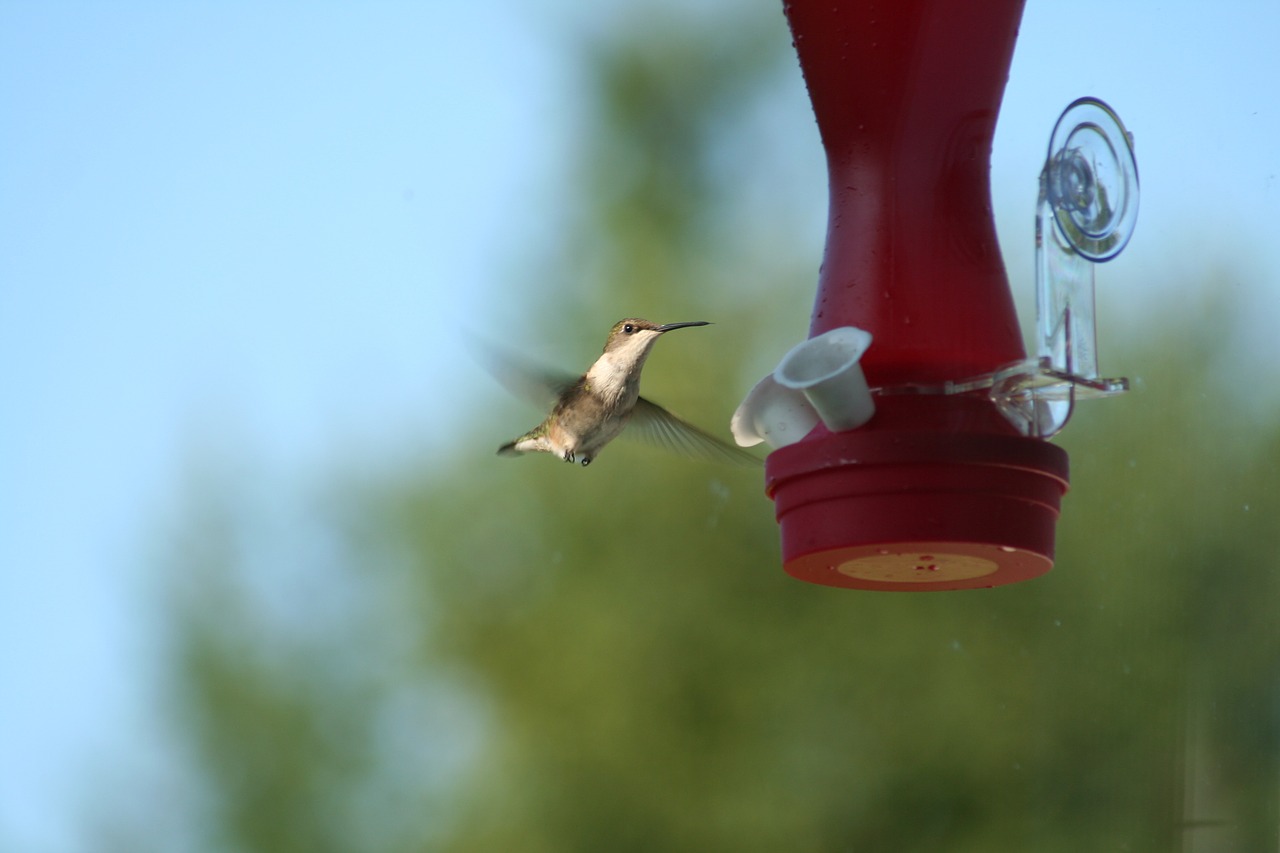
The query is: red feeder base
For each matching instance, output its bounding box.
[766,419,1069,592]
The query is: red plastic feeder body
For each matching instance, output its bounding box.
[767,0,1070,591]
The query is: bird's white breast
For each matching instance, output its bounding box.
[585,353,639,406]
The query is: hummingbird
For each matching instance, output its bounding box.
[491,318,759,468]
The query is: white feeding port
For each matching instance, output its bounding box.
[775,326,875,433]
[730,373,820,448]
[732,326,876,449]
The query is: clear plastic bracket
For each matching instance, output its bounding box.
[875,97,1139,439]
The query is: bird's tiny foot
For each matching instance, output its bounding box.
[562,449,576,463]
[580,457,592,467]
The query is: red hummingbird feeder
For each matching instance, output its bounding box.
[732,0,1138,590]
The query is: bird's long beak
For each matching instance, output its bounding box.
[656,321,711,332]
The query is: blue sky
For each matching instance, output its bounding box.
[2,1,1278,849]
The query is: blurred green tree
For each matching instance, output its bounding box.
[154,7,1280,853]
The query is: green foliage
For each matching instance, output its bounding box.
[386,338,1280,850]
[156,7,1280,852]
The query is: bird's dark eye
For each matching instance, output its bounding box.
[623,323,634,334]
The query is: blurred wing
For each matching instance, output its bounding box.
[472,339,578,409]
[627,397,762,467]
